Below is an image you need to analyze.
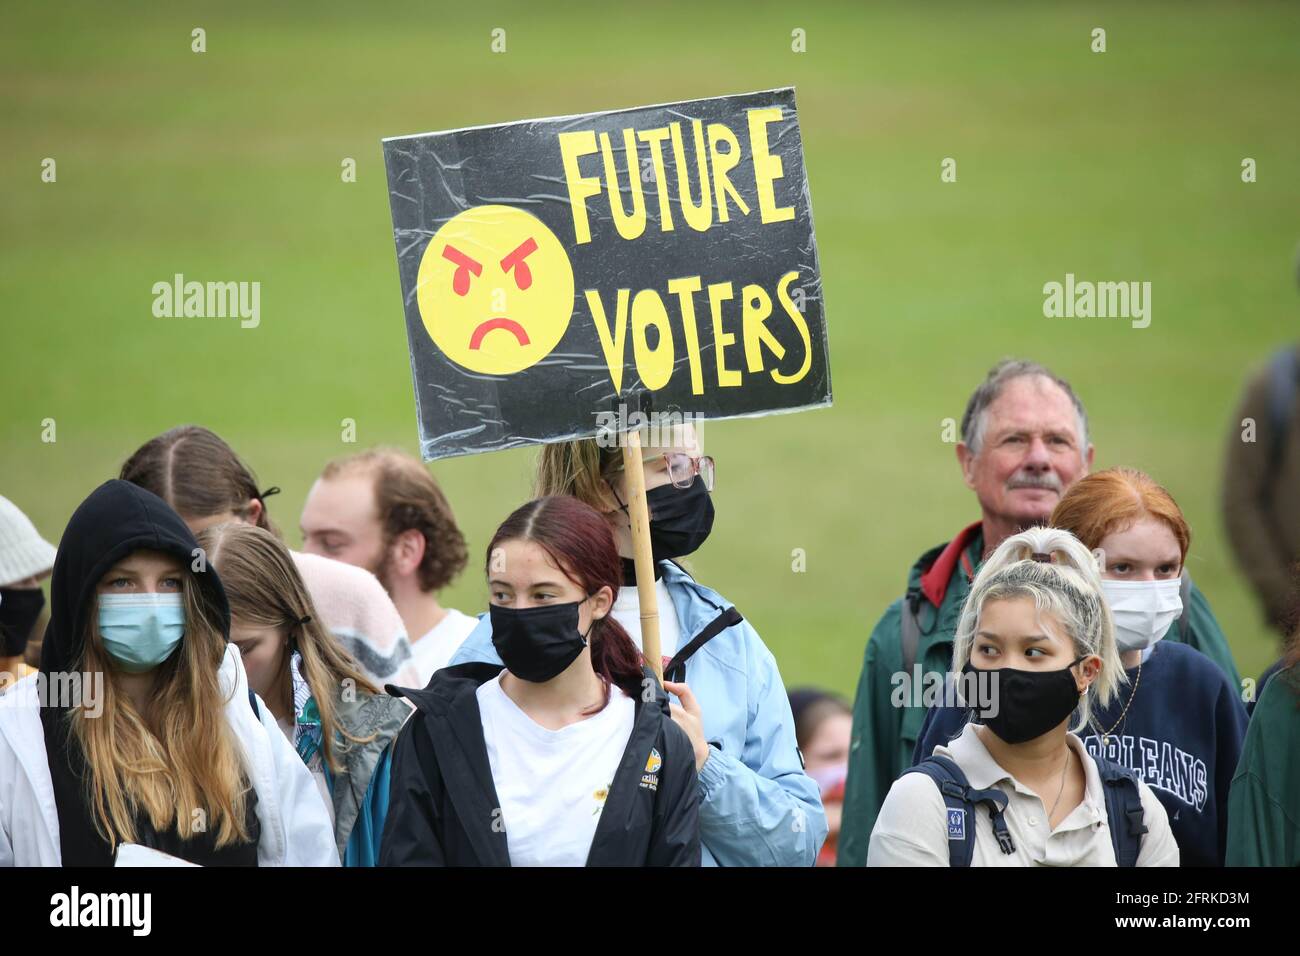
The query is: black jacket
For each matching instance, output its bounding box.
[379,663,700,866]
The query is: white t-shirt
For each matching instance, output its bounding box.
[476,673,635,867]
[611,578,681,664]
[411,608,479,685]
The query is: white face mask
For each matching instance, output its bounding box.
[1101,578,1183,652]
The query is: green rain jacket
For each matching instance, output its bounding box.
[1226,665,1300,866]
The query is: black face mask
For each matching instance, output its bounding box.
[0,587,45,658]
[490,596,594,683]
[961,657,1086,745]
[609,476,715,563]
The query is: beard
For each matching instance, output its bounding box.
[367,542,398,596]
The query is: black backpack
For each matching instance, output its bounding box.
[902,752,1148,867]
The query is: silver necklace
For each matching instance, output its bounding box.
[1047,747,1072,821]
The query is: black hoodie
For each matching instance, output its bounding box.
[379,663,700,866]
[40,479,258,866]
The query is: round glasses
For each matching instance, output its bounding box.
[645,452,715,492]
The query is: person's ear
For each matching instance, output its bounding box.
[590,585,614,621]
[394,529,426,576]
[245,498,264,527]
[956,442,978,490]
[1083,443,1096,474]
[1074,654,1101,693]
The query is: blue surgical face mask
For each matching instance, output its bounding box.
[97,592,186,673]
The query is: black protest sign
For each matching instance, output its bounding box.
[383,87,832,461]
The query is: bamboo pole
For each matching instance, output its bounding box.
[621,430,662,682]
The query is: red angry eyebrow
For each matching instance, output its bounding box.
[500,237,538,290]
[442,244,483,296]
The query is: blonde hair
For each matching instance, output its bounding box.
[72,567,252,851]
[534,440,622,507]
[197,523,380,772]
[951,527,1125,731]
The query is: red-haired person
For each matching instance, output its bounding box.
[380,497,699,866]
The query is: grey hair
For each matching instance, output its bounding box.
[952,526,1124,733]
[960,359,1090,455]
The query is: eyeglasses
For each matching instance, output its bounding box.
[644,452,715,492]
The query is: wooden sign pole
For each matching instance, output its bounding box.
[621,430,663,682]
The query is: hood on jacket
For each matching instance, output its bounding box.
[40,479,230,678]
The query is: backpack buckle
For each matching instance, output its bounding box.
[940,781,966,800]
[1126,805,1148,838]
[990,810,1016,855]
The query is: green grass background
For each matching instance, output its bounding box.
[2,1,1297,694]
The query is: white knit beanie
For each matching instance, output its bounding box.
[0,495,57,587]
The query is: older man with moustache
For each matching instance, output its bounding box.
[836,359,1241,866]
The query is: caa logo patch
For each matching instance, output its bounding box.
[946,808,966,839]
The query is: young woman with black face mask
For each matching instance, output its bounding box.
[446,425,827,867]
[868,527,1179,867]
[380,496,699,866]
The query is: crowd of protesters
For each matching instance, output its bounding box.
[1,354,1297,867]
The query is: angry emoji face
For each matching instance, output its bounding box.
[416,204,575,375]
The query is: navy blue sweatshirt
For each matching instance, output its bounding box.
[910,641,1248,867]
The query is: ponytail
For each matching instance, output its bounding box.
[588,613,646,708]
[952,526,1124,731]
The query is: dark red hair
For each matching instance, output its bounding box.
[486,496,645,703]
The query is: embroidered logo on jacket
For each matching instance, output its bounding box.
[640,748,662,791]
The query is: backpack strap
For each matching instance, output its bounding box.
[903,754,1014,866]
[901,588,922,676]
[1267,346,1300,476]
[1173,569,1193,634]
[247,689,260,719]
[663,606,743,684]
[1095,756,1147,867]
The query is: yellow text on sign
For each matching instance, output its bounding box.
[584,270,812,395]
[558,107,796,245]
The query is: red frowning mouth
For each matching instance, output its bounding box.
[469,317,530,350]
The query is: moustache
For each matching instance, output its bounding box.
[1005,473,1063,493]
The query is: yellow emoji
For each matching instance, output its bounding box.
[415,204,575,375]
